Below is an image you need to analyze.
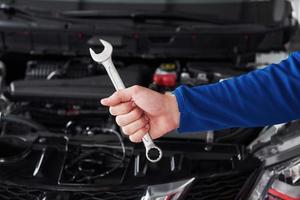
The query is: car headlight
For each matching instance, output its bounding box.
[248,159,300,200]
[141,178,195,200]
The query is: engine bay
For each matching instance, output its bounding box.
[0,0,297,198]
[0,55,262,199]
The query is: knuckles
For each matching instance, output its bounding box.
[132,108,142,119]
[131,85,141,94]
[120,117,147,136]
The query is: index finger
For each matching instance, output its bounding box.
[100,89,132,106]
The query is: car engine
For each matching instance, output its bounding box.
[0,55,263,200]
[0,0,297,199]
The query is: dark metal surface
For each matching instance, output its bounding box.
[0,130,261,199]
[0,170,256,200]
[186,172,251,200]
[0,183,145,200]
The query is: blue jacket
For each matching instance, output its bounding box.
[173,52,300,133]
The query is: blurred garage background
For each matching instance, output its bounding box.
[0,0,299,200]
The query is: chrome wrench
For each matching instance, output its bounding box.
[89,39,162,163]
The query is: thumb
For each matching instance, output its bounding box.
[100,89,133,106]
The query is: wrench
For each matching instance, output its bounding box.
[89,39,162,163]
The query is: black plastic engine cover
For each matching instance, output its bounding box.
[5,69,141,106]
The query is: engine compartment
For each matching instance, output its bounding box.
[3,56,262,142]
[0,0,297,198]
[0,53,262,200]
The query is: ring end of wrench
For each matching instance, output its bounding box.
[146,146,162,163]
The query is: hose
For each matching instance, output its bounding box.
[0,113,47,131]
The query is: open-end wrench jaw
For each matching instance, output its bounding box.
[89,39,113,63]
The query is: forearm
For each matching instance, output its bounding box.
[174,52,300,133]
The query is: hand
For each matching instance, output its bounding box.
[101,85,179,143]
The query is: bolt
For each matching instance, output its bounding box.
[38,138,46,143]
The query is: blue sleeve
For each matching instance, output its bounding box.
[173,51,300,133]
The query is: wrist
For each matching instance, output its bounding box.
[164,92,180,129]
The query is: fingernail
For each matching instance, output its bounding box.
[132,102,136,107]
[100,99,106,105]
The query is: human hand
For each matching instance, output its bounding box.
[100,85,179,143]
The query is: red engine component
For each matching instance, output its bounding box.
[153,64,177,87]
[153,73,176,87]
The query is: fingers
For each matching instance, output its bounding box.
[129,125,149,143]
[122,115,148,135]
[101,90,132,106]
[116,107,143,126]
[109,102,135,116]
[99,85,151,143]
[101,85,141,106]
